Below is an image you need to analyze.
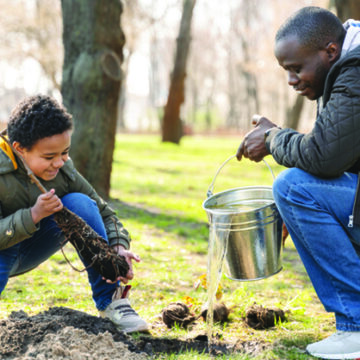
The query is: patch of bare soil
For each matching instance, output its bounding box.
[0,307,145,360]
[0,307,269,359]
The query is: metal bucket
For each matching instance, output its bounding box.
[203,156,283,281]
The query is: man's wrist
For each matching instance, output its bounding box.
[264,126,281,153]
[264,126,281,140]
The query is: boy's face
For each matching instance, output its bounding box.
[13,130,72,181]
[274,35,334,100]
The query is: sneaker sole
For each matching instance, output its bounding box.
[121,324,149,334]
[307,350,360,359]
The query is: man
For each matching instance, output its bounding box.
[236,6,360,359]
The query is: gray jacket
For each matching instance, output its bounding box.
[265,45,360,224]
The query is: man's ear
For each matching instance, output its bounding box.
[326,42,341,64]
[12,141,25,155]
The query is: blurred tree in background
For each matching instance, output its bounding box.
[0,0,332,137]
[61,0,124,198]
[162,0,196,144]
[3,0,360,193]
[333,0,360,21]
[0,0,62,101]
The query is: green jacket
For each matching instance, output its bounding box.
[0,138,131,251]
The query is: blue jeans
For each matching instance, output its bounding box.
[273,168,360,331]
[0,193,117,311]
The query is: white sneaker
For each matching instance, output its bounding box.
[306,331,360,359]
[99,286,148,333]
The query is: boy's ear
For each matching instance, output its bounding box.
[12,141,25,155]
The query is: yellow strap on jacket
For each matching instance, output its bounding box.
[0,137,18,170]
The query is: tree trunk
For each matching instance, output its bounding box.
[61,0,124,198]
[333,0,360,21]
[285,95,304,130]
[162,0,196,144]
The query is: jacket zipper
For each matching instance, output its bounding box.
[348,172,360,227]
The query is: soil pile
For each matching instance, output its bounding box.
[0,306,271,359]
[0,307,146,360]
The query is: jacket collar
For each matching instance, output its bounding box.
[322,44,360,106]
[0,137,18,174]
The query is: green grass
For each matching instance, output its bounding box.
[0,134,333,359]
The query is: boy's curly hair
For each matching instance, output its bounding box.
[7,95,73,149]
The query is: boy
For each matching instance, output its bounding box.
[0,94,148,334]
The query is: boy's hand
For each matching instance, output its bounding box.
[103,245,141,284]
[31,189,63,224]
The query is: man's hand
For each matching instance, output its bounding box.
[236,115,278,162]
[103,245,141,284]
[31,189,63,224]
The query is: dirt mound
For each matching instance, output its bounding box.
[0,307,145,360]
[0,306,269,359]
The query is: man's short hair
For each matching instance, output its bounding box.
[276,6,346,50]
[8,95,73,149]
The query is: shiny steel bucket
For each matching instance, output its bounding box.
[203,156,283,281]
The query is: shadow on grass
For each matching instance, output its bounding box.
[110,198,209,245]
[283,247,307,272]
[111,198,311,282]
[271,334,318,360]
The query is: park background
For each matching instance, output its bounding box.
[0,0,359,359]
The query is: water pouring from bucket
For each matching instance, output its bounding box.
[202,155,283,349]
[203,155,283,281]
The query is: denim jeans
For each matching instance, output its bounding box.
[273,168,360,331]
[0,193,117,311]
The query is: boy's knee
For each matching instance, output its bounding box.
[61,193,97,216]
[62,193,93,206]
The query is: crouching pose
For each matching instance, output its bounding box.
[0,94,148,334]
[236,7,360,359]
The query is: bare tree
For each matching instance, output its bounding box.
[0,0,62,93]
[61,0,125,198]
[285,95,305,129]
[223,0,260,131]
[162,0,196,144]
[333,0,360,21]
[119,0,158,130]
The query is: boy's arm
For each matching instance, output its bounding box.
[0,205,39,250]
[64,160,131,249]
[102,212,131,250]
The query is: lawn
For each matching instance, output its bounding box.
[0,134,333,359]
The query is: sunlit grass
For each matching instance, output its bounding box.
[0,134,332,359]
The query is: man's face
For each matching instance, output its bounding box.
[275,35,333,100]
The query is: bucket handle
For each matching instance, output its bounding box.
[206,155,275,198]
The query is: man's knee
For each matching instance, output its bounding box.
[272,168,310,208]
[273,168,295,198]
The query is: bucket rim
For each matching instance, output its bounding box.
[202,185,274,215]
